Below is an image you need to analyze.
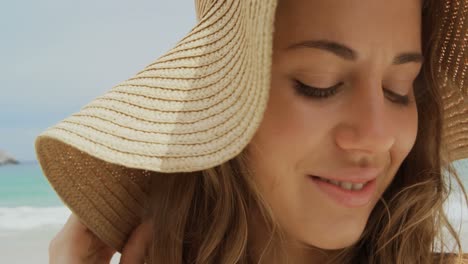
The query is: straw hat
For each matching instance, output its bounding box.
[34,0,467,253]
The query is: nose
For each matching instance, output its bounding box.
[334,80,395,156]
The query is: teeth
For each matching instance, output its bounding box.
[351,183,364,190]
[330,180,340,185]
[340,182,353,190]
[319,177,366,191]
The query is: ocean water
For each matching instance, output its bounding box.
[0,160,467,232]
[0,162,62,207]
[0,162,71,232]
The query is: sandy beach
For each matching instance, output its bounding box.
[0,225,121,264]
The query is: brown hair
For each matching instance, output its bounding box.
[143,0,468,263]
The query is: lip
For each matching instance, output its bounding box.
[308,175,377,208]
[311,167,383,184]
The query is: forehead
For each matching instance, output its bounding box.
[273,0,422,54]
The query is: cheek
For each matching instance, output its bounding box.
[393,104,418,166]
[381,105,418,193]
[251,83,326,167]
[247,82,314,194]
[247,82,335,227]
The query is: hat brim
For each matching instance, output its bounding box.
[35,0,278,252]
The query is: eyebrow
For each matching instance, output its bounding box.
[286,40,424,65]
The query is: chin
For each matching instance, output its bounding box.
[302,226,365,250]
[312,238,360,250]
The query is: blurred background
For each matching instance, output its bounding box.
[0,0,467,263]
[0,0,195,263]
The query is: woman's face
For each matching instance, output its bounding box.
[248,0,422,253]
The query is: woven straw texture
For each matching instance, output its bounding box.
[437,0,468,161]
[35,0,277,252]
[34,0,466,253]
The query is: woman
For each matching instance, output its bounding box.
[37,0,467,263]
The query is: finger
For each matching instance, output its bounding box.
[66,214,86,231]
[62,213,90,238]
[64,214,116,260]
[120,219,153,264]
[87,232,117,261]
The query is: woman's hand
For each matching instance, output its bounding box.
[49,213,153,264]
[49,213,115,264]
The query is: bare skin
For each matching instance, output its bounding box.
[49,213,152,264]
[247,0,422,263]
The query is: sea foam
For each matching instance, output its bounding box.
[0,206,71,231]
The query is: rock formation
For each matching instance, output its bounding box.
[0,149,19,165]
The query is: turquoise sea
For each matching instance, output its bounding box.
[0,160,467,232]
[0,162,70,231]
[0,162,62,207]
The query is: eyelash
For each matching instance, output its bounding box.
[292,79,411,106]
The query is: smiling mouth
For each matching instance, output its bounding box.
[310,175,371,191]
[308,175,377,208]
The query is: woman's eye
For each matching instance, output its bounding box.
[292,79,342,99]
[383,88,411,106]
[293,79,412,106]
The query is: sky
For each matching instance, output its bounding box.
[0,0,197,161]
